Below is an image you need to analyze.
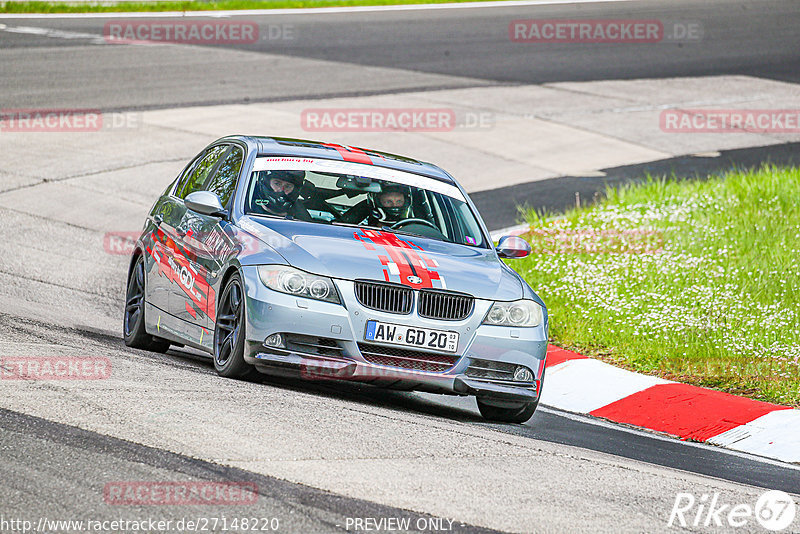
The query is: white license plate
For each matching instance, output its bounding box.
[364,320,459,353]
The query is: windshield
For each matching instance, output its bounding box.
[244,157,488,248]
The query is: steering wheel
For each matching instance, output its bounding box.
[389,218,439,230]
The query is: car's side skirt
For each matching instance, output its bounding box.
[144,302,214,354]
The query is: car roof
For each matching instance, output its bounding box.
[223,135,456,185]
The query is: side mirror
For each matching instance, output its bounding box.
[185,191,227,218]
[496,235,531,259]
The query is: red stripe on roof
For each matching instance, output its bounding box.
[589,383,790,441]
[322,143,373,164]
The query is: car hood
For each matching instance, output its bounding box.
[238,217,523,301]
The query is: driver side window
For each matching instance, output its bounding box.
[176,145,228,199]
[205,145,243,207]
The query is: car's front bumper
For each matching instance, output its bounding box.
[240,266,548,403]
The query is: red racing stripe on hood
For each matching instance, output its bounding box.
[355,229,445,288]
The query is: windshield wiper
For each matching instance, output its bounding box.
[381,225,424,239]
[328,221,361,228]
[329,220,449,243]
[381,225,452,244]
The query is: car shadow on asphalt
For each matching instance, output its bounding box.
[163,345,488,423]
[66,320,483,424]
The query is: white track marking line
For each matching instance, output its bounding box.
[0,0,638,19]
[0,23,107,43]
[708,410,800,464]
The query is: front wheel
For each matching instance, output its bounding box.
[123,255,170,353]
[476,398,539,424]
[214,273,259,380]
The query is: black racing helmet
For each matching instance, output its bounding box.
[369,184,412,223]
[255,169,306,213]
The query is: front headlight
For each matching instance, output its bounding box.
[482,300,542,327]
[257,265,340,304]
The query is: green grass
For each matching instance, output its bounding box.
[0,0,495,13]
[514,165,800,407]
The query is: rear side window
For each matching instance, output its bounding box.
[205,146,243,207]
[176,144,228,199]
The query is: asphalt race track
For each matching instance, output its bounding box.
[1,0,799,110]
[1,0,800,532]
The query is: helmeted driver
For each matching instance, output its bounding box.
[252,170,312,221]
[368,184,412,225]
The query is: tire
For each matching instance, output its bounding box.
[477,365,545,424]
[213,272,259,380]
[477,397,539,424]
[123,254,171,353]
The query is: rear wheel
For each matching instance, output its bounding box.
[123,255,170,353]
[477,398,538,424]
[214,273,259,380]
